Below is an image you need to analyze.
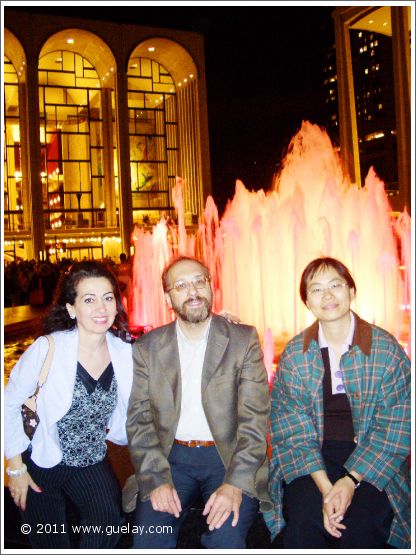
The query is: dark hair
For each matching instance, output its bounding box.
[161,256,210,292]
[41,260,132,342]
[299,257,356,305]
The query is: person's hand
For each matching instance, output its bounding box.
[9,473,42,511]
[322,491,346,538]
[203,484,242,530]
[219,310,241,324]
[150,484,182,517]
[310,469,344,537]
[316,482,343,538]
[322,477,356,537]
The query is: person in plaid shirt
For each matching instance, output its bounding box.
[265,257,410,549]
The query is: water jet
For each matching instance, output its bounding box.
[129,122,411,369]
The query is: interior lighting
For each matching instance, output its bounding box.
[67,38,74,44]
[364,131,384,141]
[148,47,155,52]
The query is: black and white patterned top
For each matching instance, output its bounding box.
[57,362,117,467]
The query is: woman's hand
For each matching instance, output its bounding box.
[9,472,42,511]
[311,469,346,538]
[323,476,356,536]
[219,310,241,324]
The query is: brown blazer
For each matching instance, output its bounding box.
[127,313,272,512]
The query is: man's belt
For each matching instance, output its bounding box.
[174,439,215,448]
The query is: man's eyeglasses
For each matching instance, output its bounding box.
[307,281,348,298]
[166,276,211,294]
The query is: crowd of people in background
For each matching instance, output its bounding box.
[4,255,131,309]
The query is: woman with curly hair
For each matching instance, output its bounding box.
[4,260,134,548]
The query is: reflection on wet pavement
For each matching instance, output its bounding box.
[4,335,34,381]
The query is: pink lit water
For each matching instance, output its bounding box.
[129,122,411,371]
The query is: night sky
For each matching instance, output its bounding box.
[8,3,336,215]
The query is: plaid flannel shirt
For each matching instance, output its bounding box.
[264,312,411,548]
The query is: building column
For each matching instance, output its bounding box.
[25,61,45,260]
[391,7,411,214]
[333,11,361,186]
[101,87,117,227]
[18,82,32,233]
[115,70,133,255]
[177,80,204,223]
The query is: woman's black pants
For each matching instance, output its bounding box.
[282,440,393,549]
[20,450,123,548]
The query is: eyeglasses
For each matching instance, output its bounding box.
[166,276,211,294]
[307,281,348,298]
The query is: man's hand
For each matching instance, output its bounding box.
[203,484,242,531]
[150,484,182,517]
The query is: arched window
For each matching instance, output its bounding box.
[127,57,178,225]
[38,51,106,234]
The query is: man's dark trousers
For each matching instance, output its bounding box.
[132,443,258,548]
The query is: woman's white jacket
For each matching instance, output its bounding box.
[4,329,133,468]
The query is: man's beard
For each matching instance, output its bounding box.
[172,295,212,324]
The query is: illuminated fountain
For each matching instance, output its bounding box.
[129,122,411,371]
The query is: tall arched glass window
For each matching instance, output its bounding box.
[127,57,178,225]
[3,55,22,242]
[38,51,107,232]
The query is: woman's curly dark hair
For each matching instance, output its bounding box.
[41,260,133,342]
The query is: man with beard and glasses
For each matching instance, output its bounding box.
[127,256,272,549]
